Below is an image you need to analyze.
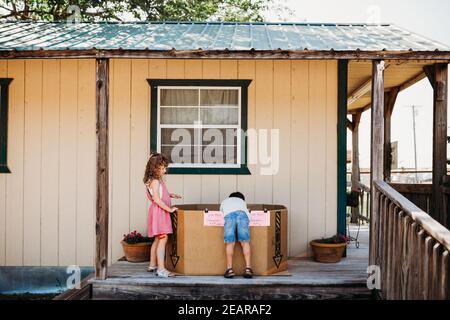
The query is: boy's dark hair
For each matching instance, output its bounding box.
[229,191,245,201]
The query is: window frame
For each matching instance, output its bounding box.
[0,78,13,174]
[147,79,251,175]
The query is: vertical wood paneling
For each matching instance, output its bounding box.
[59,59,78,266]
[183,60,202,204]
[273,60,291,241]
[219,60,238,201]
[254,60,274,204]
[200,60,220,203]
[76,59,95,266]
[41,60,60,266]
[111,59,131,262]
[2,59,97,267]
[290,61,309,256]
[0,60,6,265]
[108,59,337,259]
[129,59,149,234]
[165,60,184,206]
[326,61,338,236]
[308,61,328,245]
[237,60,256,204]
[1,59,338,265]
[5,60,25,265]
[23,60,42,265]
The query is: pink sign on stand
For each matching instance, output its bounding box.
[249,210,270,226]
[203,210,270,227]
[203,211,224,226]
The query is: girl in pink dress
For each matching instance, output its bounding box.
[143,153,181,277]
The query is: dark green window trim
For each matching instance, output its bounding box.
[337,61,348,237]
[147,79,251,175]
[0,78,13,174]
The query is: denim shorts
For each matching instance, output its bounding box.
[223,210,250,243]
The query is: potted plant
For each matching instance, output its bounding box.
[121,230,153,262]
[346,188,360,208]
[309,234,349,263]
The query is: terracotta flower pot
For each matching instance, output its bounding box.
[121,241,152,262]
[309,240,347,263]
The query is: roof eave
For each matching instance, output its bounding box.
[1,49,450,60]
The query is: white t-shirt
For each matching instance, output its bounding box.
[220,197,250,219]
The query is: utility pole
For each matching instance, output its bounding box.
[405,105,422,182]
[412,105,418,182]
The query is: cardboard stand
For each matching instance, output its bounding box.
[165,204,288,276]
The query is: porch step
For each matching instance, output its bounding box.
[89,259,372,300]
[91,279,372,300]
[92,233,371,301]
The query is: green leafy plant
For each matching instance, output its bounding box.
[122,230,152,244]
[314,234,349,244]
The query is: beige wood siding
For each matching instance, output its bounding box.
[0,59,96,266]
[108,59,338,262]
[0,58,337,266]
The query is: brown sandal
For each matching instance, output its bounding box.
[243,267,253,278]
[224,268,235,278]
[147,265,157,272]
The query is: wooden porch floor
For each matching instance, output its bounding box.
[90,225,371,300]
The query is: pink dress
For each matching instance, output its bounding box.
[146,180,173,237]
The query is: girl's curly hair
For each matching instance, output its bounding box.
[143,153,169,185]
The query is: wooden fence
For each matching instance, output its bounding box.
[357,182,371,223]
[389,183,432,214]
[372,180,450,300]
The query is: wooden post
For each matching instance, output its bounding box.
[351,111,362,223]
[95,58,109,280]
[430,63,448,226]
[370,60,385,266]
[384,87,400,182]
[337,60,349,240]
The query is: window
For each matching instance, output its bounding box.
[148,79,251,174]
[0,78,12,174]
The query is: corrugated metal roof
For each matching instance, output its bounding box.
[0,21,448,52]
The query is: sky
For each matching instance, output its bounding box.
[264,0,450,170]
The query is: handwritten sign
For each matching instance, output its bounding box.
[203,211,224,226]
[203,210,270,227]
[249,210,270,227]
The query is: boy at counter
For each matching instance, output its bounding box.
[220,192,253,279]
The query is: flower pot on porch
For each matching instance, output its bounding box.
[309,241,347,263]
[121,241,152,262]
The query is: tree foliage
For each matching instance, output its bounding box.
[0,0,274,22]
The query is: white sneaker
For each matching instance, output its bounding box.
[156,268,175,277]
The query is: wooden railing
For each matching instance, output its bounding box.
[372,180,450,300]
[357,182,371,223]
[347,180,371,223]
[389,183,432,214]
[443,176,450,227]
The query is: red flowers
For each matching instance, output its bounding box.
[122,230,152,244]
[338,234,350,243]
